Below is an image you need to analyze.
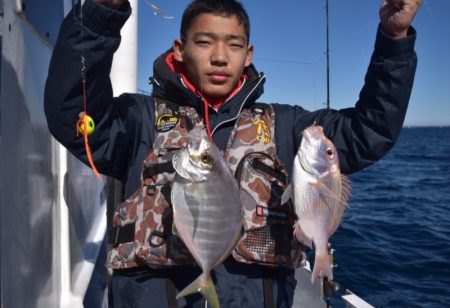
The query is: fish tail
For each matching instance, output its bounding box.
[311,253,333,284]
[176,272,220,308]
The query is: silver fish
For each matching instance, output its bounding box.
[283,125,351,284]
[171,126,242,308]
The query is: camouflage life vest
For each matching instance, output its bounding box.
[107,98,305,269]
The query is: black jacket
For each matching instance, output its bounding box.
[45,1,417,200]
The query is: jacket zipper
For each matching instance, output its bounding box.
[211,74,266,136]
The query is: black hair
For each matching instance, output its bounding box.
[180,0,250,43]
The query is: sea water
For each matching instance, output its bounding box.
[329,127,450,307]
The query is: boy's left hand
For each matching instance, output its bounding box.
[379,0,423,38]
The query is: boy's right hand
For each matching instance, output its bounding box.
[96,0,128,10]
[379,0,422,38]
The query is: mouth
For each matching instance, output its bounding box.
[302,125,323,142]
[301,130,312,145]
[207,71,230,83]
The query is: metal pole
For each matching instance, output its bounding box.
[110,0,138,96]
[326,0,330,109]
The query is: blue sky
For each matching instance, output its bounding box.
[137,0,450,127]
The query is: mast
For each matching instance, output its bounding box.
[325,0,330,109]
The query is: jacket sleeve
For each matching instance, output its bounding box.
[277,25,417,175]
[44,0,138,178]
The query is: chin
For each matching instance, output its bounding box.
[203,86,233,99]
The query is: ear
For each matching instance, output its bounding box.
[244,43,254,67]
[173,39,184,62]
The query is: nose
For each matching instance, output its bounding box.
[211,44,228,66]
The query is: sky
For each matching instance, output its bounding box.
[136,0,450,127]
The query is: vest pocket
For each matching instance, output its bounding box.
[108,152,194,269]
[235,152,292,228]
[107,189,140,269]
[138,152,194,266]
[232,152,304,268]
[137,180,193,266]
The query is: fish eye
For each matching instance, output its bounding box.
[326,148,334,157]
[200,151,210,163]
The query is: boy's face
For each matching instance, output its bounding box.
[174,13,253,99]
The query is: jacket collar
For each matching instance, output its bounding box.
[150,49,266,119]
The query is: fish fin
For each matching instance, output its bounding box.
[176,272,220,308]
[293,223,312,248]
[172,150,191,180]
[311,253,333,284]
[316,176,351,236]
[281,184,292,204]
[340,174,352,208]
[313,177,351,210]
[312,180,341,204]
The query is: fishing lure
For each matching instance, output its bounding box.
[142,0,174,19]
[76,111,101,180]
[75,1,174,180]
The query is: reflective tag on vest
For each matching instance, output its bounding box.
[156,112,179,132]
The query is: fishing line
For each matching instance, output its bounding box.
[421,0,435,26]
[143,1,430,134]
[257,0,428,67]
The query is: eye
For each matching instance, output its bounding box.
[326,148,334,157]
[200,151,210,163]
[196,40,211,46]
[230,43,244,49]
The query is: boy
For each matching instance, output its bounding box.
[45,0,422,306]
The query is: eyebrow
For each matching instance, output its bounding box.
[192,32,247,44]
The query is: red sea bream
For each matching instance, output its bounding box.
[283,125,351,284]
